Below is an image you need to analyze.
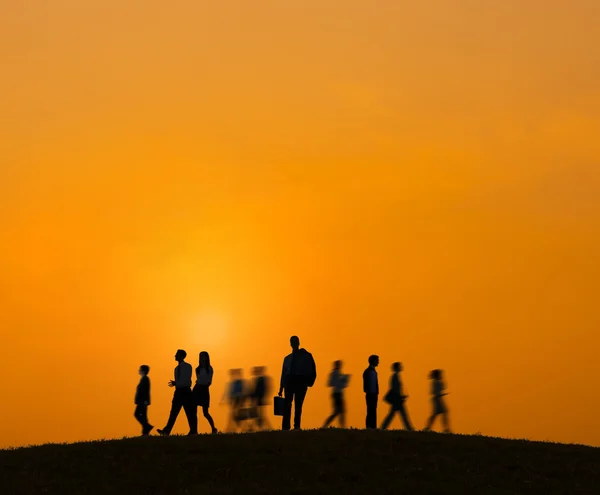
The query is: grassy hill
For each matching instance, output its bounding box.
[1,429,598,494]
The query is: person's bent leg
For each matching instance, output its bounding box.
[380,407,395,430]
[203,406,217,432]
[399,404,414,431]
[424,413,436,431]
[161,394,183,434]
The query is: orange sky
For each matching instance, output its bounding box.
[1,1,599,448]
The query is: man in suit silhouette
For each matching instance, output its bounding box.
[278,335,317,431]
[157,350,198,436]
[363,355,379,429]
[134,365,153,436]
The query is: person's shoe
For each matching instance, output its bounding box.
[157,429,169,436]
[143,425,154,436]
[211,428,218,434]
[187,431,198,436]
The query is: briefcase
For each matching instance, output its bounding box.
[273,396,285,416]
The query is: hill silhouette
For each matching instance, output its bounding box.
[1,429,598,494]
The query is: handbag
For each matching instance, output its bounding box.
[273,396,285,416]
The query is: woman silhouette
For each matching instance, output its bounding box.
[193,351,218,434]
[423,369,450,433]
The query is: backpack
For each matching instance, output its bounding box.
[305,352,317,387]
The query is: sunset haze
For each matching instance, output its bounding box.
[1,1,599,448]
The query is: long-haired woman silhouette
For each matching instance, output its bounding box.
[193,351,218,434]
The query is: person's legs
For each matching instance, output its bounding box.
[399,403,414,431]
[202,405,217,432]
[442,412,450,433]
[380,406,395,430]
[134,405,145,433]
[293,384,308,429]
[366,393,378,429]
[424,413,437,431]
[254,401,264,430]
[137,405,151,433]
[161,393,183,434]
[339,393,346,428]
[323,393,339,428]
[182,390,198,434]
[282,385,294,431]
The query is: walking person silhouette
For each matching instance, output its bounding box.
[424,369,451,433]
[192,351,218,434]
[322,360,350,428]
[134,365,153,436]
[250,366,272,430]
[278,335,317,431]
[222,369,246,432]
[157,350,198,436]
[380,362,414,431]
[363,355,379,429]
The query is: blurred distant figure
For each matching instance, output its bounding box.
[250,366,272,430]
[380,362,414,431]
[363,355,379,429]
[222,368,246,432]
[193,351,218,434]
[424,369,450,433]
[157,349,198,436]
[278,335,317,431]
[322,360,350,428]
[134,365,153,436]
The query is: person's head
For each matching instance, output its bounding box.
[252,366,264,376]
[290,335,300,351]
[139,365,150,376]
[199,351,210,369]
[430,369,442,380]
[368,355,379,367]
[333,360,342,371]
[175,349,187,362]
[392,362,402,373]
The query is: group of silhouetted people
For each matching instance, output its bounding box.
[360,354,450,432]
[222,366,272,432]
[134,336,450,436]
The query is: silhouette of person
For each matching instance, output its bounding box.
[322,360,350,428]
[380,362,414,431]
[222,368,246,432]
[278,335,317,431]
[134,365,154,436]
[192,351,218,434]
[363,355,379,429]
[250,366,272,430]
[424,369,451,433]
[157,349,198,436]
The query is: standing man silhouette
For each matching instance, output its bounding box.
[363,355,379,429]
[278,336,317,431]
[134,365,153,436]
[157,349,198,436]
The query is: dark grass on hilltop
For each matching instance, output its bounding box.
[1,429,598,495]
